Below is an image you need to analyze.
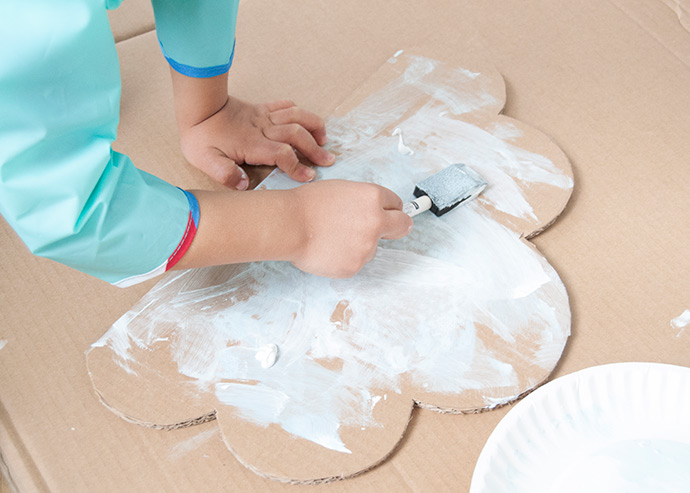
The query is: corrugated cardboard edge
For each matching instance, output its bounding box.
[97,383,417,485]
[219,399,416,485]
[519,128,574,241]
[416,370,556,415]
[93,388,217,431]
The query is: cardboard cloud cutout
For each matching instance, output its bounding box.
[87,52,573,483]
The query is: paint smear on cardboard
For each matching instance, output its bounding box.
[671,309,690,337]
[93,54,572,454]
[169,428,219,461]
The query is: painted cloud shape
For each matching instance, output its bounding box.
[87,53,573,483]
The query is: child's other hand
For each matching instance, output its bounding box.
[290,180,413,278]
[179,96,335,190]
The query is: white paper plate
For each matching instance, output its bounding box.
[471,363,690,493]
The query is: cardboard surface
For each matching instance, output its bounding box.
[107,0,154,43]
[86,52,573,482]
[2,0,690,490]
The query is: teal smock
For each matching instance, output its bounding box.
[0,0,238,287]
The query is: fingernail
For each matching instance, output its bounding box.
[327,152,336,163]
[305,168,317,181]
[237,169,249,190]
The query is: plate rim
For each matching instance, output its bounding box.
[470,361,690,492]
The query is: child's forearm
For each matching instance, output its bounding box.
[171,188,303,269]
[172,180,414,278]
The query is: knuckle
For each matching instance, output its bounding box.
[275,145,298,169]
[375,185,389,201]
[287,106,301,120]
[276,144,296,160]
[287,124,302,139]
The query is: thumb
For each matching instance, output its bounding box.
[202,150,250,190]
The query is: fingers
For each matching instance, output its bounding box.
[269,106,329,147]
[372,184,404,211]
[203,150,249,190]
[246,141,315,182]
[371,185,412,239]
[253,100,334,174]
[381,210,414,240]
[263,123,335,168]
[263,99,297,112]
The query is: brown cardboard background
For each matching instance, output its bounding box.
[108,0,154,42]
[1,0,689,491]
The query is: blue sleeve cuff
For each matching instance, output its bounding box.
[161,39,235,78]
[151,0,239,78]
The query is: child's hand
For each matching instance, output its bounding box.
[171,70,334,190]
[169,72,412,279]
[180,96,335,190]
[290,180,413,278]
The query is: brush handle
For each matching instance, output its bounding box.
[402,195,432,217]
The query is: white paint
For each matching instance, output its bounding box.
[169,428,219,461]
[325,56,572,222]
[461,68,481,80]
[95,54,571,455]
[255,343,279,368]
[487,121,523,141]
[392,128,415,155]
[671,309,690,337]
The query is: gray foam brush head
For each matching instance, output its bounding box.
[413,163,487,216]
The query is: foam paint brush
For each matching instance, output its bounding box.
[402,163,488,217]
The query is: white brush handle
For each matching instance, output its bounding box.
[402,195,432,217]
